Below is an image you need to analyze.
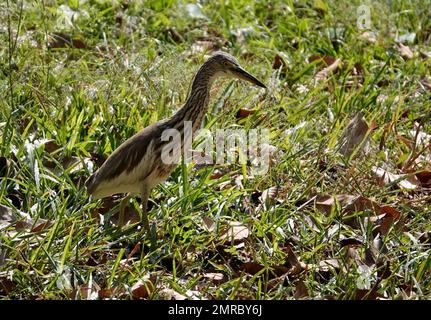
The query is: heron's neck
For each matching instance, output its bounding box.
[170,66,217,132]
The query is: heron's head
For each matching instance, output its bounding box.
[206,52,266,88]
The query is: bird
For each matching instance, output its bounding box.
[85,52,266,241]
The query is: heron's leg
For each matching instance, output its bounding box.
[118,194,131,227]
[141,186,157,249]
[140,186,151,235]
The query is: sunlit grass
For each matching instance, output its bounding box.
[0,0,430,299]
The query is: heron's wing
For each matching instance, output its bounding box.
[86,120,169,194]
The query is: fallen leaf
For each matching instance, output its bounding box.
[31,219,53,233]
[294,279,308,299]
[236,108,257,119]
[315,58,342,82]
[398,43,414,59]
[339,237,363,247]
[0,157,8,177]
[220,221,249,243]
[159,288,187,300]
[49,33,87,49]
[239,261,265,275]
[355,288,380,300]
[371,166,420,190]
[202,216,216,232]
[272,53,287,71]
[314,194,380,215]
[131,276,156,299]
[166,28,184,43]
[309,55,337,66]
[283,245,308,275]
[0,277,15,295]
[374,206,403,236]
[338,111,371,157]
[43,140,61,154]
[203,272,225,285]
[415,170,431,187]
[260,186,279,204]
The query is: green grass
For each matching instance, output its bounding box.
[0,0,430,299]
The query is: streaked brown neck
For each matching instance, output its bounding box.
[169,63,217,132]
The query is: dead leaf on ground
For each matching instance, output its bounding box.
[202,216,216,232]
[30,219,54,233]
[48,33,88,49]
[236,108,257,119]
[272,53,288,71]
[294,279,308,299]
[43,140,61,154]
[415,170,431,187]
[203,272,225,285]
[0,277,16,295]
[239,261,265,275]
[373,205,403,236]
[283,245,308,275]
[371,166,421,190]
[355,288,380,300]
[166,28,184,43]
[398,43,414,59]
[338,111,371,157]
[0,157,8,177]
[159,288,187,300]
[131,276,157,299]
[98,287,125,299]
[314,58,342,82]
[314,194,380,215]
[220,221,250,243]
[339,237,363,247]
[72,283,100,300]
[309,55,337,66]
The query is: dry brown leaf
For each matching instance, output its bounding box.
[416,170,431,187]
[294,279,308,299]
[202,216,216,232]
[283,245,308,275]
[374,206,403,236]
[127,242,141,260]
[309,55,337,66]
[315,58,342,82]
[398,43,414,59]
[220,221,249,243]
[159,288,187,300]
[318,259,341,272]
[131,276,156,299]
[49,33,88,49]
[0,157,8,177]
[203,272,225,285]
[0,277,16,295]
[239,261,265,275]
[314,194,380,215]
[273,53,287,71]
[236,108,257,119]
[30,219,53,233]
[338,111,371,157]
[44,140,61,154]
[166,28,184,43]
[260,186,279,204]
[371,166,420,190]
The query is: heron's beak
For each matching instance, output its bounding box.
[233,66,266,88]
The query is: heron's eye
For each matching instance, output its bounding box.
[223,61,230,67]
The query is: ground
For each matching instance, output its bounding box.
[0,0,430,299]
